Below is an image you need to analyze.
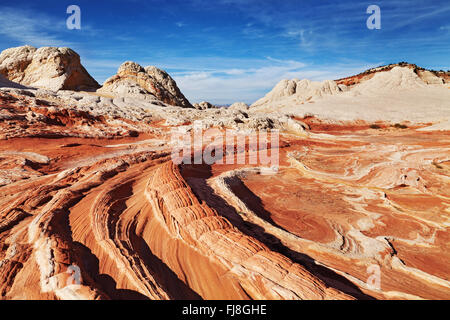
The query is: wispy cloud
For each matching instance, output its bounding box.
[391,5,450,29]
[171,57,376,104]
[0,7,69,47]
[0,6,105,48]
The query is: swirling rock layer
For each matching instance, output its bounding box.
[0,78,449,300]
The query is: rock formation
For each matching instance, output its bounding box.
[250,66,450,126]
[0,74,28,89]
[336,62,449,87]
[193,101,216,110]
[0,46,100,91]
[0,54,449,300]
[145,162,352,299]
[228,102,249,111]
[251,79,345,108]
[351,66,426,94]
[98,61,192,108]
[416,69,445,85]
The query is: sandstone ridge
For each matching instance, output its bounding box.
[252,79,345,108]
[250,66,450,125]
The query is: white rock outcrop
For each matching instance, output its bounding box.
[250,66,450,123]
[0,46,99,91]
[416,70,445,85]
[228,102,249,111]
[352,66,426,95]
[193,101,216,110]
[98,61,192,108]
[251,79,345,108]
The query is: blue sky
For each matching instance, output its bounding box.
[0,0,449,104]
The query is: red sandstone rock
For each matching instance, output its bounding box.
[0,60,449,300]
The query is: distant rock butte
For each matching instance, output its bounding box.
[193,101,216,110]
[0,46,100,92]
[336,62,448,87]
[250,66,449,126]
[251,79,345,108]
[98,61,193,108]
[252,63,449,109]
[228,102,249,111]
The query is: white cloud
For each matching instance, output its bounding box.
[223,69,246,75]
[172,57,375,104]
[392,5,450,30]
[0,7,69,47]
[0,6,102,48]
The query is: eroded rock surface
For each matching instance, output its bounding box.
[193,101,216,110]
[98,61,192,108]
[229,102,249,111]
[0,46,100,91]
[0,59,449,300]
[252,79,344,108]
[251,66,450,126]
